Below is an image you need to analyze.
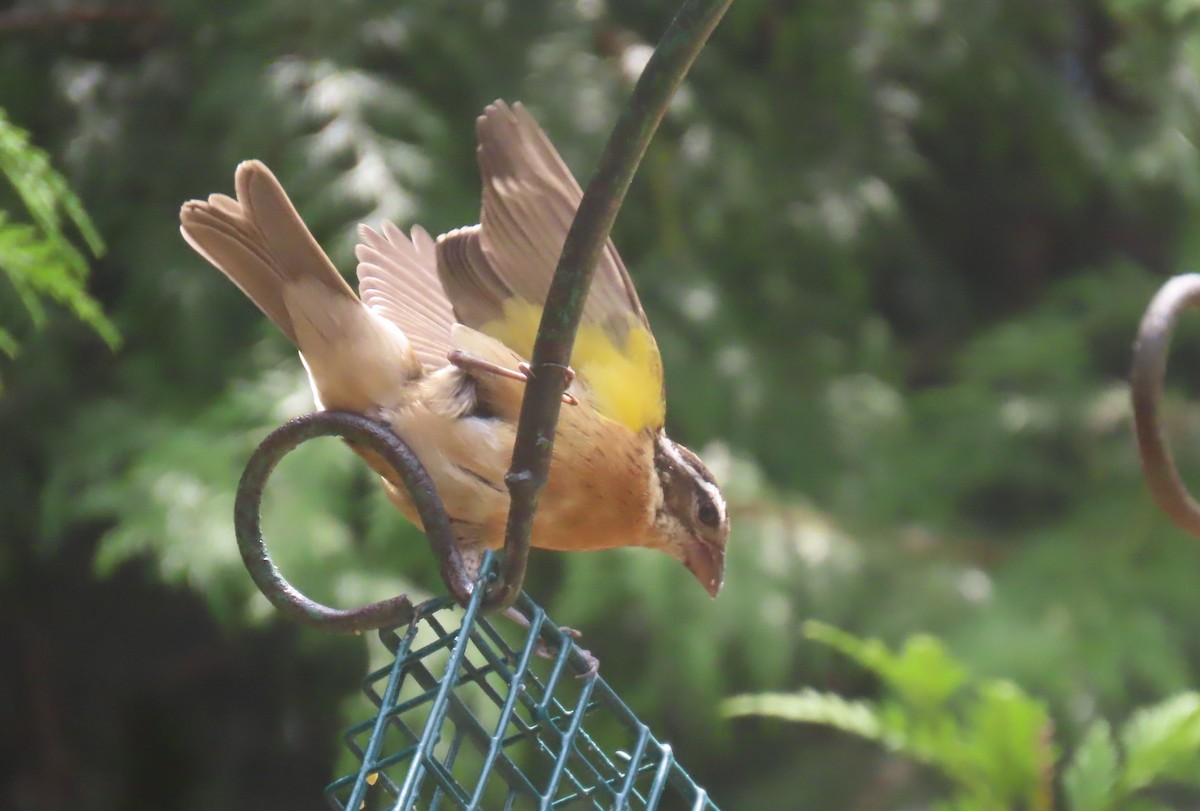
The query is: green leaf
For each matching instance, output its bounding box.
[0,107,118,356]
[1120,692,1200,792]
[876,698,964,772]
[734,628,976,779]
[803,620,897,674]
[1063,720,1118,811]
[888,634,970,710]
[805,620,967,710]
[722,690,886,743]
[958,680,1053,806]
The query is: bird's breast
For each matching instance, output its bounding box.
[371,401,655,554]
[531,406,656,552]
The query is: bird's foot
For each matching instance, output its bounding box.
[517,361,575,390]
[503,607,599,679]
[447,350,577,405]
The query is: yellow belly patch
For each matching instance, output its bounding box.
[482,298,664,433]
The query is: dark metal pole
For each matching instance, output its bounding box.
[491,0,734,610]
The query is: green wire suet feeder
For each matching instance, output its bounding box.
[327,556,717,810]
[236,412,720,810]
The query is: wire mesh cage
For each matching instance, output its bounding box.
[324,554,719,811]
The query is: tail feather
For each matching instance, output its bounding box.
[180,193,299,343]
[180,161,419,412]
[233,161,358,300]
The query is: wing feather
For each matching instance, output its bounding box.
[435,224,516,328]
[435,101,665,432]
[355,222,456,371]
[437,101,648,331]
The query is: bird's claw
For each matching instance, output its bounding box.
[515,360,577,405]
[448,350,577,405]
[532,634,599,680]
[503,608,598,678]
[517,361,576,393]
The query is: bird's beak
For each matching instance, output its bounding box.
[684,542,725,597]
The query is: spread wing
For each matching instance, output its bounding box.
[435,101,665,434]
[355,221,456,371]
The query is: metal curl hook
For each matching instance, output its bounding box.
[234,411,476,633]
[1132,274,1200,538]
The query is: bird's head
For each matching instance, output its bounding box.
[650,434,730,597]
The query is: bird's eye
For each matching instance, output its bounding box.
[696,498,721,529]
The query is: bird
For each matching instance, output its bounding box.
[179,100,729,597]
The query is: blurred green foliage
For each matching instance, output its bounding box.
[6,0,1200,808]
[727,623,1056,811]
[729,624,1200,811]
[0,109,116,365]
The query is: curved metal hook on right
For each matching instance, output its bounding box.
[1131,273,1200,538]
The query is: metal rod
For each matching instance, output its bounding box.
[394,552,497,808]
[1131,274,1200,537]
[234,411,470,632]
[341,622,419,811]
[490,0,734,610]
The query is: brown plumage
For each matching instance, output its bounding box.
[180,101,729,596]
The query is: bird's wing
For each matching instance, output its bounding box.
[356,222,457,371]
[436,101,665,434]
